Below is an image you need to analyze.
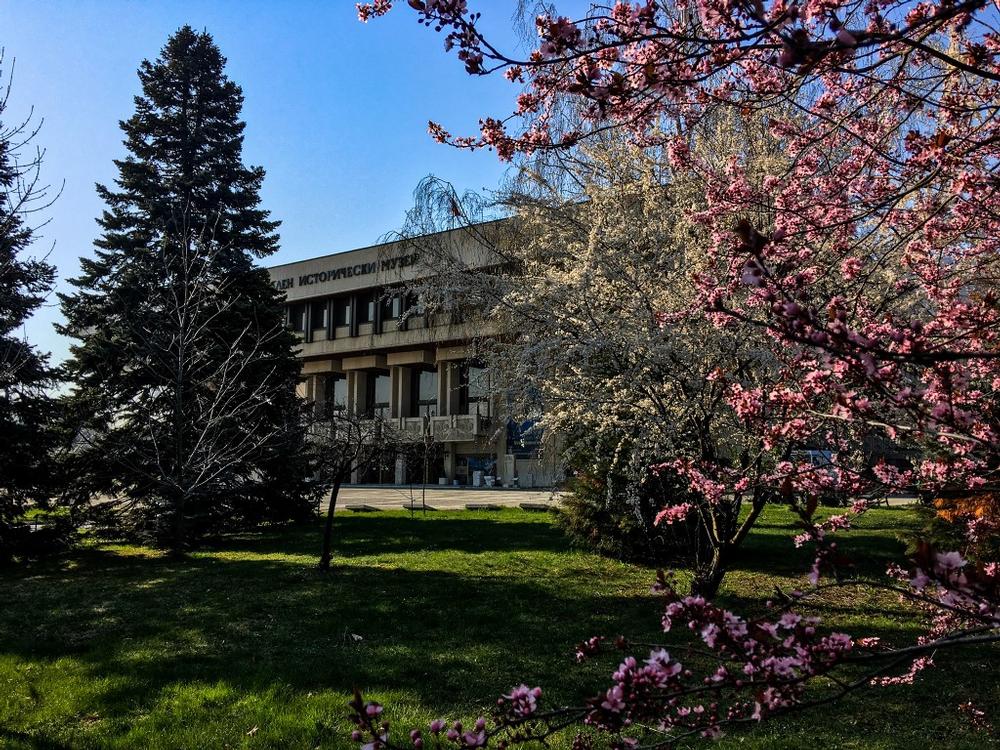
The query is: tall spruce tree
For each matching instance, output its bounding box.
[60,27,313,551]
[0,60,58,563]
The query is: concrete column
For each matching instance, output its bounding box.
[303,301,313,344]
[296,374,320,402]
[453,362,464,415]
[374,290,384,334]
[437,361,461,416]
[391,366,412,419]
[443,444,456,482]
[349,294,359,337]
[501,453,516,486]
[325,298,335,340]
[347,370,370,416]
[436,361,449,416]
[345,371,354,414]
[493,428,505,482]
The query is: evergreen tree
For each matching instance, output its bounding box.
[0,60,58,563]
[60,27,314,551]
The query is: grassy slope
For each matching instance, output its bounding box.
[0,507,996,749]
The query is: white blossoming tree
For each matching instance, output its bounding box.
[399,122,873,594]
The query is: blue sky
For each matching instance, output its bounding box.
[1,1,553,364]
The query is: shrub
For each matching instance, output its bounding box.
[556,450,708,566]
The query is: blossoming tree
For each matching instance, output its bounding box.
[350,0,1000,744]
[395,120,870,596]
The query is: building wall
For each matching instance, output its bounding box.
[267,229,562,488]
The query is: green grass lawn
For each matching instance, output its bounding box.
[0,507,996,749]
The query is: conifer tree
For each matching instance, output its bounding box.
[0,58,58,562]
[60,27,313,551]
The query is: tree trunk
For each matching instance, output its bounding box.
[170,490,187,558]
[318,479,342,571]
[688,491,768,598]
[690,545,727,598]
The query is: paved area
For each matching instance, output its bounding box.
[882,495,919,507]
[324,486,564,512]
[322,487,919,513]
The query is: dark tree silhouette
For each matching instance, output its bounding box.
[59,27,313,552]
[0,54,59,563]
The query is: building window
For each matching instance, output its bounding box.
[367,372,390,419]
[288,303,306,332]
[399,291,423,321]
[410,368,438,417]
[381,291,403,320]
[334,297,351,327]
[323,374,347,410]
[357,291,376,324]
[311,300,328,330]
[460,363,491,417]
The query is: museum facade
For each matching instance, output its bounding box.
[267,230,560,487]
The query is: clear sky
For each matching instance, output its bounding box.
[1,1,552,365]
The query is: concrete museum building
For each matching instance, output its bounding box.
[267,229,559,488]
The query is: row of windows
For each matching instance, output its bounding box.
[317,364,491,419]
[287,289,417,333]
[320,371,402,419]
[321,372,391,418]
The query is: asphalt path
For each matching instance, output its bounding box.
[324,486,563,512]
[322,488,918,513]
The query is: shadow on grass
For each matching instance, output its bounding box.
[0,522,656,726]
[734,531,909,578]
[0,726,74,750]
[213,513,573,558]
[2,508,983,750]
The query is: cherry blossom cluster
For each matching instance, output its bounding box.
[358,1,996,158]
[356,0,392,24]
[890,547,1000,627]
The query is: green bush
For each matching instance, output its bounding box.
[555,451,707,566]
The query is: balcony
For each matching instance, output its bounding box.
[311,411,493,444]
[398,417,426,440]
[431,413,492,442]
[390,414,492,443]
